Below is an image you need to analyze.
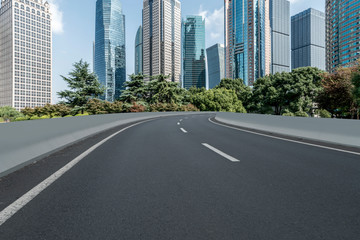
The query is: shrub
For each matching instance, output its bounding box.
[295,111,309,117]
[30,116,43,120]
[316,109,332,118]
[75,113,90,117]
[0,117,5,122]
[64,115,73,118]
[14,117,29,122]
[282,112,295,117]
[180,104,199,112]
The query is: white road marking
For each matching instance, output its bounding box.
[180,119,183,122]
[177,122,180,125]
[0,120,152,227]
[208,118,360,156]
[202,143,240,162]
[180,128,188,133]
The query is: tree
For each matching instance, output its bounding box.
[190,88,246,113]
[251,67,323,115]
[317,67,355,118]
[215,78,252,109]
[0,106,22,122]
[119,74,147,103]
[351,59,360,119]
[146,74,186,104]
[57,60,105,113]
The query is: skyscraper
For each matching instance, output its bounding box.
[182,16,206,89]
[326,0,360,72]
[135,25,143,74]
[292,8,325,70]
[207,44,225,89]
[270,0,290,73]
[94,0,126,102]
[224,0,271,86]
[142,0,181,83]
[0,0,52,110]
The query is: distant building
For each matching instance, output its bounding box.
[135,26,143,74]
[270,0,290,73]
[182,16,206,89]
[206,44,225,89]
[0,0,52,110]
[326,0,360,72]
[142,0,181,82]
[94,0,126,102]
[225,0,271,86]
[291,8,325,70]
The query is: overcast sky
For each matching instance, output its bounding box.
[47,0,325,103]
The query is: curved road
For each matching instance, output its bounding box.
[0,114,360,239]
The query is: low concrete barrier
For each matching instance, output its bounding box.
[0,112,202,177]
[215,112,360,148]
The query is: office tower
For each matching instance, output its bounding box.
[135,25,143,74]
[291,8,325,70]
[207,44,225,89]
[225,0,271,86]
[94,0,126,102]
[270,0,290,73]
[182,16,206,89]
[326,0,360,72]
[142,0,181,83]
[0,0,52,110]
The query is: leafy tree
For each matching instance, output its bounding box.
[190,88,246,113]
[317,67,355,118]
[53,104,72,117]
[146,74,185,104]
[57,60,105,113]
[21,107,35,118]
[215,78,252,109]
[119,74,147,103]
[351,60,360,119]
[0,106,23,122]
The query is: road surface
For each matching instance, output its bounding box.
[0,114,359,239]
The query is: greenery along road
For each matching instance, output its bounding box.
[1,59,359,122]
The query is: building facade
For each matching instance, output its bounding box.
[224,0,271,86]
[270,0,290,73]
[142,0,181,83]
[206,44,225,89]
[326,0,360,72]
[292,8,325,70]
[94,0,126,102]
[135,25,143,74]
[0,0,52,110]
[182,15,206,89]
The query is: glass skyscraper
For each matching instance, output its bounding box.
[142,0,181,83]
[270,0,290,73]
[326,0,360,72]
[225,0,270,86]
[94,0,126,102]
[0,0,52,110]
[182,16,206,89]
[135,25,143,74]
[292,8,325,70]
[207,44,225,89]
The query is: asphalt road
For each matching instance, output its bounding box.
[0,114,360,239]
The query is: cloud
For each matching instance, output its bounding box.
[198,5,224,42]
[47,0,64,34]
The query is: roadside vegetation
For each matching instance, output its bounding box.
[1,59,359,123]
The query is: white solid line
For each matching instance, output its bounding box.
[208,118,360,156]
[180,128,188,133]
[202,143,240,162]
[0,119,152,227]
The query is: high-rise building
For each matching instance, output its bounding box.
[142,0,181,83]
[0,0,52,110]
[182,15,206,89]
[94,0,126,102]
[326,0,360,72]
[135,25,143,74]
[224,0,271,86]
[291,8,325,70]
[270,0,290,73]
[207,44,225,89]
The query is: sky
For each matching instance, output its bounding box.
[49,0,325,103]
